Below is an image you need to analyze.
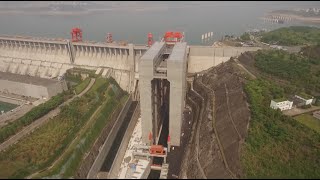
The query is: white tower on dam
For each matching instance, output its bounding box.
[139,40,187,147]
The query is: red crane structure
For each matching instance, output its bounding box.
[106,32,113,43]
[147,33,153,47]
[71,27,82,42]
[163,31,184,43]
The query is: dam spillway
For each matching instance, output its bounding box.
[0,36,148,92]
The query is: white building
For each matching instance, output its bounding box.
[270,99,293,111]
[295,94,314,106]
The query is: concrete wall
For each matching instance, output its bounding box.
[0,79,49,98]
[0,37,263,93]
[107,103,140,179]
[0,95,25,105]
[47,81,68,98]
[0,37,148,93]
[0,79,66,99]
[87,95,132,179]
[187,46,261,73]
[167,42,188,146]
[139,42,166,144]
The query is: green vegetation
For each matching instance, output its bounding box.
[273,97,287,103]
[240,32,251,41]
[75,78,91,94]
[241,79,320,178]
[261,26,320,46]
[254,49,320,93]
[241,27,320,178]
[295,114,320,134]
[0,101,18,113]
[35,83,127,178]
[0,77,127,178]
[65,68,96,85]
[65,72,82,84]
[315,97,320,106]
[0,73,95,146]
[0,91,72,144]
[300,45,320,65]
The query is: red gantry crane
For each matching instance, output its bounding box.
[71,27,82,42]
[147,32,153,47]
[163,31,184,43]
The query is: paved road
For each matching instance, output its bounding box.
[0,104,34,127]
[234,58,257,79]
[283,106,320,117]
[0,78,96,152]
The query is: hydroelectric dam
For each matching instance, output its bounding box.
[0,35,260,93]
[0,32,261,179]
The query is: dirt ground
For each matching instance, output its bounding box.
[180,60,251,178]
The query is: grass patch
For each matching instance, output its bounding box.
[261,26,320,46]
[0,91,73,144]
[295,114,320,134]
[35,86,126,178]
[0,77,128,179]
[0,78,110,178]
[75,78,91,94]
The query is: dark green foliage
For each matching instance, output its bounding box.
[0,92,67,143]
[65,73,82,84]
[242,79,320,178]
[254,49,320,93]
[240,32,251,41]
[261,26,320,46]
[301,104,312,109]
[300,45,320,65]
[315,97,320,106]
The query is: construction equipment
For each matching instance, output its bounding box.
[149,145,165,155]
[148,33,153,47]
[162,31,184,43]
[71,27,82,42]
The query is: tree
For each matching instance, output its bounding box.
[240,32,251,41]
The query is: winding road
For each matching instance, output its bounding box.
[0,78,96,152]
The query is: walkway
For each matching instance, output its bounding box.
[0,78,96,152]
[283,106,320,117]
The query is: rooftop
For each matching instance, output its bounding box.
[297,92,313,100]
[0,71,61,87]
[167,42,187,62]
[140,41,165,62]
[273,97,288,103]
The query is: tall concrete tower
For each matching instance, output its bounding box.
[139,39,187,147]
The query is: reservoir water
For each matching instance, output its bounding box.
[0,1,319,45]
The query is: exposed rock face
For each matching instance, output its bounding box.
[181,60,250,178]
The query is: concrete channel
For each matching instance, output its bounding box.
[106,102,140,179]
[100,101,139,173]
[86,95,133,179]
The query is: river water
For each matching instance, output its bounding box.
[0,1,319,45]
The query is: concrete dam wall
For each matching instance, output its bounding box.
[187,46,261,73]
[0,37,148,92]
[0,36,261,92]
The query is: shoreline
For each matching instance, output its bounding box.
[266,12,320,24]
